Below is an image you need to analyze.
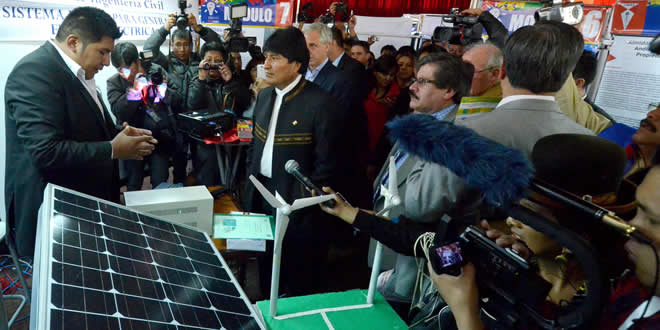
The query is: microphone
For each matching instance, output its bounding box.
[387,114,534,208]
[285,159,336,208]
[530,178,650,244]
[387,114,649,243]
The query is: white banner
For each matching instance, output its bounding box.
[594,35,660,128]
[0,0,193,41]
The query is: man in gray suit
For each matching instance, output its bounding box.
[459,20,594,153]
[371,53,479,311]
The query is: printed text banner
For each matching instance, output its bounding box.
[200,0,293,28]
[0,0,183,41]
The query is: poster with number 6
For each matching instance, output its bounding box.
[576,5,611,52]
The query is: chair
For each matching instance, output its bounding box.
[0,217,31,329]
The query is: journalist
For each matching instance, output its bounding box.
[186,41,250,186]
[428,148,660,330]
[144,11,221,113]
[107,42,185,190]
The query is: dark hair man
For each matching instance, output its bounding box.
[459,20,594,157]
[371,52,476,308]
[5,7,157,256]
[571,50,616,123]
[328,27,367,99]
[351,40,371,68]
[143,11,221,113]
[107,42,184,191]
[243,27,346,297]
[416,44,445,60]
[185,42,250,186]
[626,103,660,178]
[573,50,598,98]
[381,44,396,57]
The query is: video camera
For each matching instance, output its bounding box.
[225,3,249,53]
[433,8,483,45]
[320,0,349,27]
[297,2,315,23]
[430,225,552,328]
[428,203,608,329]
[535,0,584,25]
[175,0,188,31]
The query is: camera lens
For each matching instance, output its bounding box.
[176,16,188,30]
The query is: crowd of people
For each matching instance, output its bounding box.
[4,4,660,330]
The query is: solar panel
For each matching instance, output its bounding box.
[30,184,264,330]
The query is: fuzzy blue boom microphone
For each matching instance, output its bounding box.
[387,114,534,208]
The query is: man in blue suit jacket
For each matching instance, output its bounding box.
[302,23,372,252]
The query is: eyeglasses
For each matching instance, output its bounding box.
[649,102,660,111]
[411,77,439,87]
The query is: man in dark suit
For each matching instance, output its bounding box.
[303,23,370,209]
[329,27,368,99]
[244,27,349,297]
[303,23,355,109]
[5,7,157,256]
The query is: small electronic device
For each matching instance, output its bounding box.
[428,242,465,276]
[178,111,235,139]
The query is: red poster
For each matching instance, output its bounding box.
[274,0,293,27]
[577,6,610,44]
[611,0,648,34]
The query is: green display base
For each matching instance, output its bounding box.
[256,289,407,330]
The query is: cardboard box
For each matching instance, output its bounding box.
[124,186,214,234]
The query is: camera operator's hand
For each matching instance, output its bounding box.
[165,12,177,31]
[427,262,485,330]
[198,60,209,81]
[460,8,484,17]
[188,13,202,33]
[348,15,357,37]
[481,220,532,260]
[219,64,232,82]
[111,125,158,160]
[124,61,146,84]
[319,187,359,224]
[329,2,340,16]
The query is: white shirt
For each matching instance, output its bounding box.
[259,74,302,178]
[619,296,660,329]
[496,94,555,108]
[305,58,328,82]
[332,52,345,67]
[49,40,105,119]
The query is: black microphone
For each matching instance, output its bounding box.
[530,178,651,244]
[285,160,336,208]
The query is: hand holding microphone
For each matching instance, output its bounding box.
[285,159,337,208]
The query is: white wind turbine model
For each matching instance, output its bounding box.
[367,155,401,304]
[248,175,337,317]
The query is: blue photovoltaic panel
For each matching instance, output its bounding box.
[32,185,263,330]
